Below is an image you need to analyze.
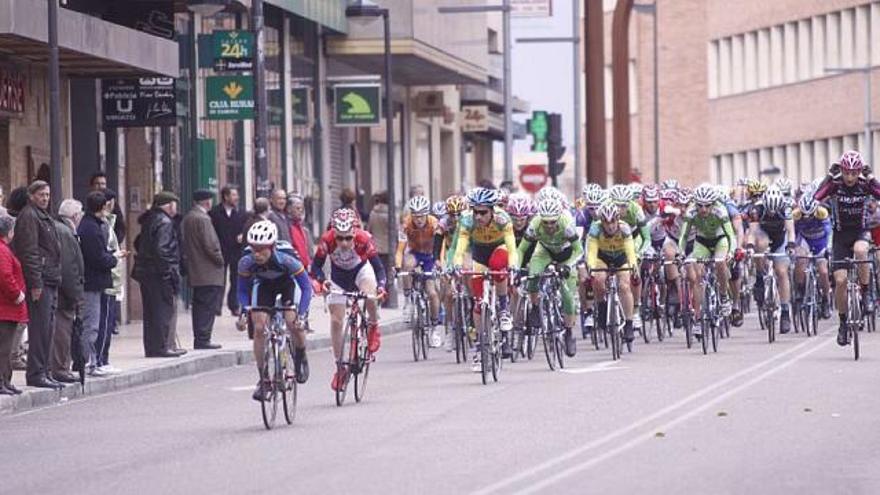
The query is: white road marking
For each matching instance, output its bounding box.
[473,329,835,495]
[559,361,627,374]
[227,386,254,392]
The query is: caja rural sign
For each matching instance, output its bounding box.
[206,76,254,120]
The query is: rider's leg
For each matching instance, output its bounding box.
[251,311,269,372]
[329,304,346,361]
[855,240,870,286]
[619,272,634,320]
[592,271,608,329]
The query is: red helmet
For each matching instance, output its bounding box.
[838,150,865,171]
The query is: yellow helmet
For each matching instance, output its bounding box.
[746,180,767,198]
[445,194,468,215]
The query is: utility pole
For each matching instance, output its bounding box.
[252,0,270,198]
[48,0,61,209]
[584,0,607,186]
[572,0,583,193]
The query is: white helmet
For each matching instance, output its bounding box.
[582,183,602,199]
[597,201,619,222]
[774,177,793,197]
[408,195,430,215]
[764,186,785,212]
[537,198,563,221]
[247,220,278,246]
[608,185,631,205]
[432,201,446,217]
[584,188,607,208]
[693,184,718,206]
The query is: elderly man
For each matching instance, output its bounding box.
[183,189,225,349]
[12,181,62,389]
[268,188,292,243]
[286,193,312,267]
[51,199,84,383]
[209,185,246,316]
[133,191,185,358]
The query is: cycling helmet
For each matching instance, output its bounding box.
[660,188,677,202]
[467,187,500,208]
[746,179,767,198]
[628,183,644,201]
[693,184,718,206]
[432,201,447,217]
[496,189,509,208]
[838,150,865,172]
[676,188,693,205]
[642,184,660,202]
[774,177,793,197]
[574,197,587,210]
[537,198,563,221]
[584,188,607,208]
[597,201,620,222]
[408,195,431,215]
[582,183,602,199]
[506,193,535,218]
[608,185,631,205]
[445,194,468,215]
[798,193,819,216]
[662,179,680,190]
[535,185,561,203]
[763,186,785,213]
[247,220,278,246]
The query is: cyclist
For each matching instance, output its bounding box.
[641,184,667,254]
[518,197,583,357]
[431,200,447,221]
[745,186,795,334]
[679,184,737,340]
[717,186,747,327]
[609,184,651,333]
[507,193,536,246]
[813,150,880,346]
[396,196,442,347]
[792,193,832,319]
[311,209,387,390]
[587,202,639,342]
[661,188,694,327]
[237,220,313,402]
[435,194,468,352]
[452,187,518,371]
[577,186,607,335]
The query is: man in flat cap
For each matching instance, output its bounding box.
[182,189,225,349]
[132,191,185,358]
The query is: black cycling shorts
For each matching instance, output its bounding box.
[253,277,296,307]
[832,228,871,262]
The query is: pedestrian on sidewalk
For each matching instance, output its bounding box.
[367,192,393,308]
[5,186,29,372]
[90,172,126,245]
[77,191,117,377]
[209,185,246,316]
[0,215,27,395]
[242,197,270,241]
[132,191,185,358]
[182,189,225,349]
[286,193,312,267]
[12,181,62,389]
[98,190,126,373]
[51,199,84,384]
[268,188,292,244]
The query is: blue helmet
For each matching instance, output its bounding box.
[466,187,500,208]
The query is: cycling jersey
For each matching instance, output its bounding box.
[237,248,312,316]
[640,200,668,247]
[518,211,582,266]
[747,202,793,239]
[620,201,651,251]
[453,208,518,269]
[395,214,439,266]
[793,206,831,253]
[813,175,880,230]
[586,221,638,269]
[679,204,736,254]
[312,229,387,290]
[432,214,459,267]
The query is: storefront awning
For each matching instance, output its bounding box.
[0,0,178,77]
[266,0,348,33]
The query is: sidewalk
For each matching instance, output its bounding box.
[0,300,407,416]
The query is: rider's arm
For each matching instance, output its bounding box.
[785,219,796,245]
[236,257,253,309]
[432,232,444,262]
[624,235,638,268]
[586,228,599,270]
[293,269,312,317]
[568,229,584,266]
[503,222,519,269]
[637,221,651,253]
[310,234,330,282]
[677,218,691,253]
[812,175,836,202]
[452,223,470,267]
[394,228,407,268]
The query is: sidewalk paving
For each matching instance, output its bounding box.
[0,300,408,416]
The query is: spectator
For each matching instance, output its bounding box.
[209,185,246,316]
[98,189,126,372]
[182,189,225,349]
[0,185,7,216]
[5,186,28,371]
[51,199,84,383]
[409,184,425,199]
[77,191,117,377]
[0,215,26,395]
[367,192,393,307]
[132,191,185,358]
[90,172,126,244]
[12,181,62,389]
[286,193,312,267]
[242,197,271,240]
[268,188,292,243]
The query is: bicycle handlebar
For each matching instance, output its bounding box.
[247,305,299,313]
[324,290,381,301]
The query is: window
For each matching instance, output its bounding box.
[708,41,719,98]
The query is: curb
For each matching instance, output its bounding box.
[0,318,410,417]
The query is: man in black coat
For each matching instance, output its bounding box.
[132,191,185,358]
[11,181,63,389]
[208,185,246,316]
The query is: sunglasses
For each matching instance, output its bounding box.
[543,220,558,226]
[473,209,491,217]
[336,235,354,242]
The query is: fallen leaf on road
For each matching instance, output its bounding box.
[655,432,665,438]
[717,411,728,417]
[803,408,812,413]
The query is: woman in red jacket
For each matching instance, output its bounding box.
[0,215,28,395]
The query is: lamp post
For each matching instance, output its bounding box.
[439,2,513,183]
[346,0,396,306]
[48,0,60,211]
[633,2,658,184]
[252,0,271,198]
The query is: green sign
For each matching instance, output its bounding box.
[197,139,218,194]
[291,87,309,125]
[334,84,381,126]
[269,89,283,126]
[528,110,548,152]
[206,76,254,120]
[212,30,254,71]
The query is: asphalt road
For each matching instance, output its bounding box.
[2,314,879,495]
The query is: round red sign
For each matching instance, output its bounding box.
[519,164,548,193]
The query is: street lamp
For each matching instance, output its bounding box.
[760,165,782,178]
[439,1,513,184]
[825,66,874,164]
[187,0,231,17]
[346,0,397,306]
[633,2,659,184]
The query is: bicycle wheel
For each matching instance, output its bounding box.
[852,322,860,361]
[700,316,709,355]
[420,297,431,359]
[354,321,371,403]
[282,340,297,425]
[711,320,719,353]
[491,327,500,383]
[684,312,693,349]
[335,323,354,407]
[767,308,776,344]
[454,299,466,364]
[261,340,280,429]
[553,310,565,369]
[640,291,651,345]
[480,307,491,385]
[808,304,818,337]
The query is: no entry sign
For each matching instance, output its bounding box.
[519,164,548,193]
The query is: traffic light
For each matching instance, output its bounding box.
[527,111,548,152]
[547,113,566,184]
